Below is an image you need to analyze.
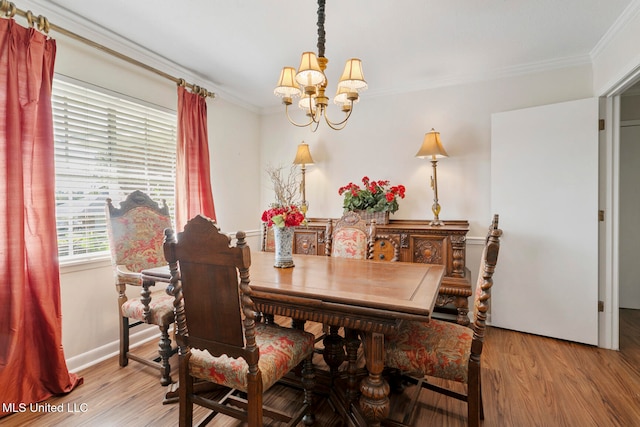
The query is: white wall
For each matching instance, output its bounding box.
[260,65,594,237]
[53,35,262,370]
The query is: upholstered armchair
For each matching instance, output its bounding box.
[105,190,176,385]
[164,215,315,426]
[384,215,502,427]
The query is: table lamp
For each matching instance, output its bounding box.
[416,128,448,226]
[293,142,314,214]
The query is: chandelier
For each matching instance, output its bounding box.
[273,0,367,131]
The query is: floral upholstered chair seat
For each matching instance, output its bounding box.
[120,290,175,325]
[385,318,472,383]
[189,323,315,392]
[332,228,368,259]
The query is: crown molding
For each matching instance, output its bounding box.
[17,0,260,113]
[591,0,640,61]
[367,54,592,100]
[260,54,592,115]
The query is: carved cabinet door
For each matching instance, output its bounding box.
[410,235,450,275]
[294,229,319,255]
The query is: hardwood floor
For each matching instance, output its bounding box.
[3,310,640,426]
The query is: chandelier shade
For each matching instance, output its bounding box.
[338,58,368,91]
[298,93,317,113]
[274,67,302,98]
[333,85,359,109]
[295,52,326,87]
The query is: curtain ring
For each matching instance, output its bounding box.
[26,10,34,27]
[37,15,50,34]
[42,16,51,34]
[177,78,186,87]
[1,1,16,18]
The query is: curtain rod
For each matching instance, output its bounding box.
[0,0,215,98]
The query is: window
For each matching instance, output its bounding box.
[52,77,177,261]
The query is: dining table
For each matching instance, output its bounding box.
[142,250,444,427]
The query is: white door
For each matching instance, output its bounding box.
[619,124,640,309]
[491,98,599,345]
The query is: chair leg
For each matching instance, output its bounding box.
[468,372,481,427]
[247,370,263,427]
[179,353,194,427]
[120,316,129,367]
[158,324,172,386]
[479,372,484,420]
[302,355,316,426]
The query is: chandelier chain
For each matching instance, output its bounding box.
[316,0,326,58]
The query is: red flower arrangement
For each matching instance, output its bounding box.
[261,204,306,228]
[338,176,406,213]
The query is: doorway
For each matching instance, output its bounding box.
[619,87,640,348]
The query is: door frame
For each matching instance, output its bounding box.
[601,67,640,350]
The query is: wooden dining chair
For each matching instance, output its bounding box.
[105,190,176,385]
[384,214,502,427]
[325,211,373,259]
[164,215,316,427]
[322,212,376,376]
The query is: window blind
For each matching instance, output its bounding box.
[52,77,177,260]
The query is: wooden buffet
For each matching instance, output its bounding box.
[263,218,472,325]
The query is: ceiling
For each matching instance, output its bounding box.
[26,0,635,110]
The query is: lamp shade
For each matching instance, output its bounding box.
[293,142,314,165]
[338,58,368,91]
[295,52,326,87]
[274,67,302,98]
[416,128,449,159]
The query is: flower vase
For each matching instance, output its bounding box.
[273,226,295,268]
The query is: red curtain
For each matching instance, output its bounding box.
[176,86,216,230]
[0,20,82,415]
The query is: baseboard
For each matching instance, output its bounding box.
[65,327,163,373]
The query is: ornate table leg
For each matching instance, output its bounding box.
[344,328,361,403]
[359,331,390,426]
[323,325,346,380]
[454,296,470,326]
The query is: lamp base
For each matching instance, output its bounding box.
[429,219,445,226]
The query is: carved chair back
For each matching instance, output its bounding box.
[471,214,502,357]
[106,190,172,275]
[326,211,372,259]
[164,215,254,363]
